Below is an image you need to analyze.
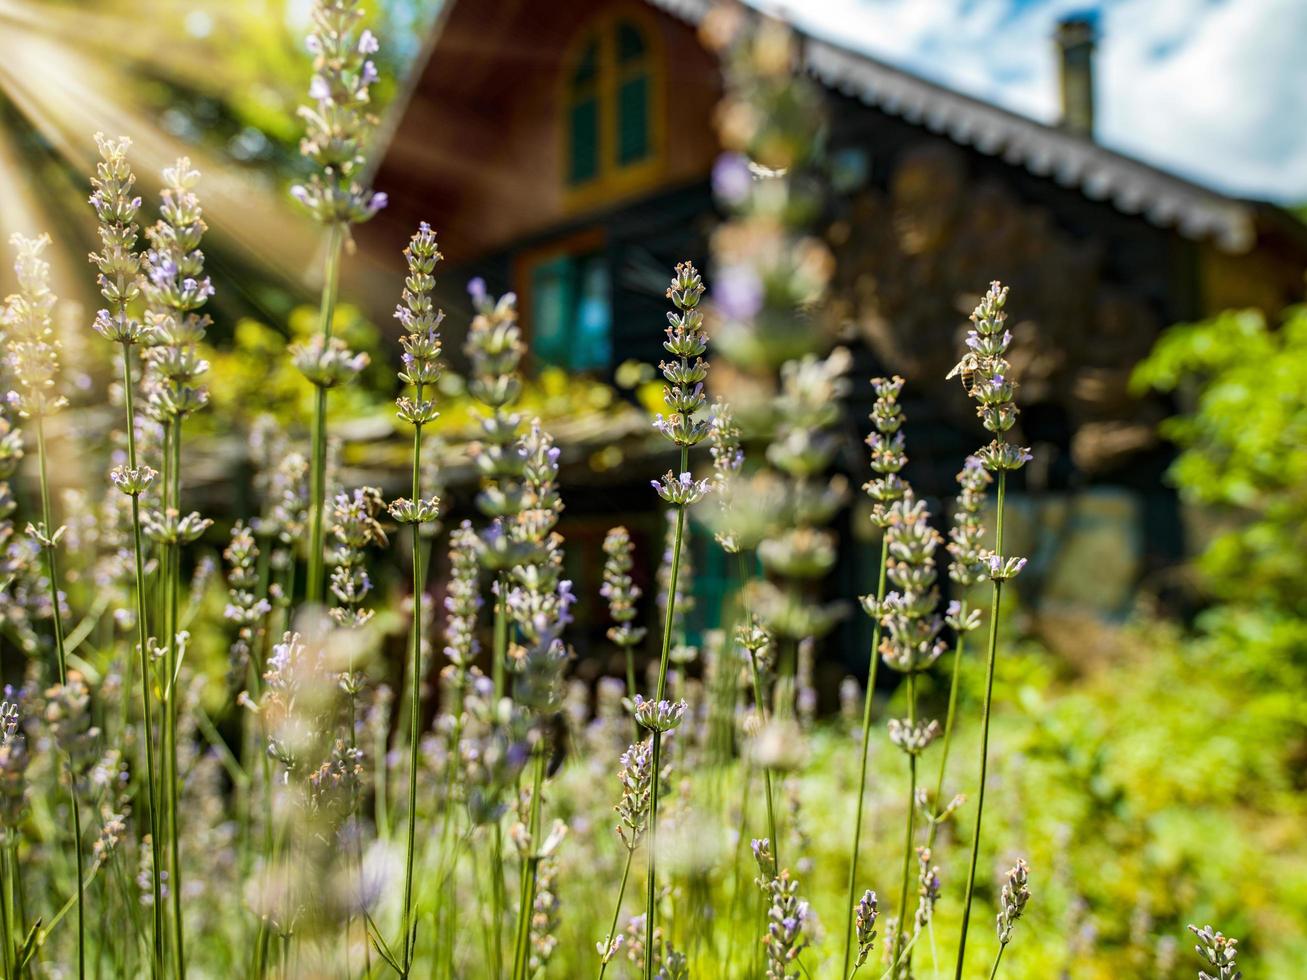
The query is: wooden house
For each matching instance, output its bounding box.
[356,0,1307,671]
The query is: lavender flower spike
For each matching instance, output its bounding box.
[1187,924,1242,980]
[292,0,388,225]
[853,889,879,969]
[996,858,1031,949]
[632,695,688,734]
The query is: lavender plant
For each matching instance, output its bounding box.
[386,221,443,971]
[3,232,87,978]
[597,737,653,978]
[923,458,989,853]
[141,155,216,977]
[1187,923,1242,980]
[706,400,745,555]
[462,280,528,976]
[753,349,851,663]
[737,621,779,861]
[440,521,481,704]
[0,694,36,976]
[950,282,1031,979]
[643,261,710,978]
[261,447,312,633]
[878,491,947,972]
[600,526,645,729]
[842,375,907,976]
[293,0,387,607]
[224,523,271,685]
[850,888,879,976]
[87,135,168,977]
[991,858,1030,978]
[752,838,811,979]
[505,419,572,980]
[465,281,526,700]
[432,531,476,965]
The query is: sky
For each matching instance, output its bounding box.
[759,0,1307,203]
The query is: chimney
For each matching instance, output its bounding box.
[1055,15,1096,138]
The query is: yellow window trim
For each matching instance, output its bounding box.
[561,3,667,213]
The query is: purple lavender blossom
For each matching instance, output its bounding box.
[712,152,752,205]
[714,265,763,320]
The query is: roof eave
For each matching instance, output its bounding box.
[644,0,1259,254]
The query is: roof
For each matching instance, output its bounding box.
[646,0,1261,253]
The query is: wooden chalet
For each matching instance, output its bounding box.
[355,0,1307,672]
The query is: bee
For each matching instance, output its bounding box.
[946,352,982,398]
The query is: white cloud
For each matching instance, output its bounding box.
[757,0,1307,202]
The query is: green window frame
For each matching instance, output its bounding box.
[563,16,657,190]
[568,37,601,185]
[528,250,612,372]
[615,20,651,167]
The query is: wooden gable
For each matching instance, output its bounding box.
[361,0,721,271]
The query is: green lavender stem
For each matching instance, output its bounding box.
[625,649,639,743]
[989,944,1006,980]
[954,470,1007,979]
[490,575,510,978]
[493,579,507,701]
[512,747,547,980]
[166,419,186,980]
[746,650,779,867]
[234,539,272,892]
[400,387,425,974]
[596,846,634,980]
[305,222,344,606]
[120,343,165,977]
[491,825,506,979]
[251,570,277,973]
[0,832,14,979]
[34,413,85,980]
[841,534,890,979]
[347,663,367,978]
[280,556,296,636]
[892,671,919,969]
[644,446,688,980]
[925,632,967,853]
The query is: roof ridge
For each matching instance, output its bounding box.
[645,0,1257,252]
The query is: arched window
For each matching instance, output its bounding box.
[567,36,601,185]
[563,13,662,200]
[614,20,652,167]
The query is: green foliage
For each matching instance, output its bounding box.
[204,302,391,432]
[1115,301,1307,974]
[1133,305,1307,614]
[997,614,1307,969]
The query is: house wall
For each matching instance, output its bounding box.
[1200,225,1307,316]
[362,0,721,284]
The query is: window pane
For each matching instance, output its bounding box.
[530,255,575,368]
[528,251,612,373]
[616,75,649,165]
[572,254,612,371]
[616,21,646,65]
[569,97,599,184]
[570,37,599,91]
